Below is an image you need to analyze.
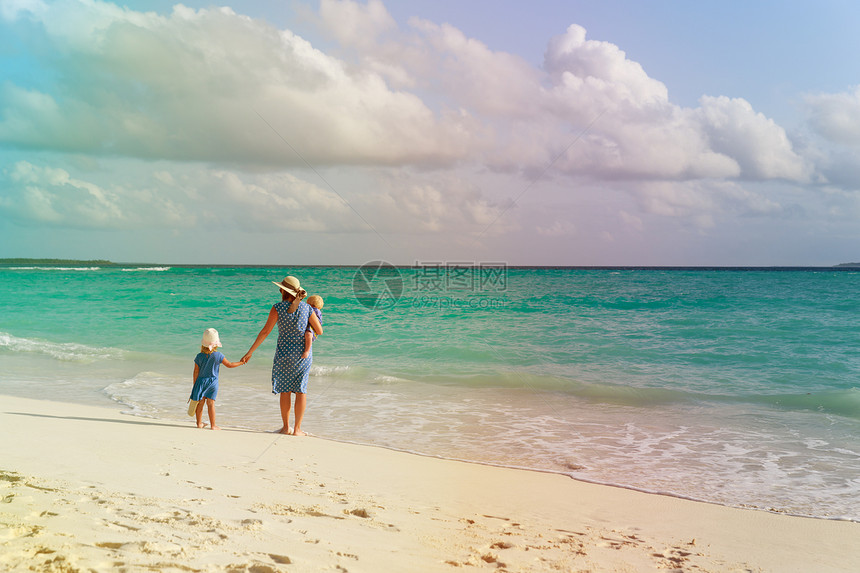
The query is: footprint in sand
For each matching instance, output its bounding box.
[0,471,23,484]
[336,551,359,561]
[268,553,292,564]
[2,524,44,540]
[480,553,504,566]
[105,520,142,532]
[185,480,214,491]
[226,562,279,573]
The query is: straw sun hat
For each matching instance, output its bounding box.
[273,276,306,297]
[273,276,307,312]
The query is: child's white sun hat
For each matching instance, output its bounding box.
[201,328,221,351]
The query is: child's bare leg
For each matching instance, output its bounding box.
[195,401,205,428]
[278,392,292,434]
[206,399,220,430]
[301,331,312,359]
[292,393,307,436]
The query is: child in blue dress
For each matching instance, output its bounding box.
[189,328,244,429]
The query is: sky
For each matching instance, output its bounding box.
[2,0,860,265]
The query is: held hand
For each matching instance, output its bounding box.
[241,352,252,364]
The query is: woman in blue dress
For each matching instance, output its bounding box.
[242,276,323,435]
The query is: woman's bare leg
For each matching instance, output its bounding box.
[278,393,292,434]
[292,393,307,436]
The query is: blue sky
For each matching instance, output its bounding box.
[1,0,860,265]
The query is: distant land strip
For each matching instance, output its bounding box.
[0,258,118,266]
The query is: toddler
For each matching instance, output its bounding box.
[301,295,324,360]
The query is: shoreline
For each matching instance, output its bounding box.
[17,375,858,524]
[2,395,859,572]
[312,433,860,525]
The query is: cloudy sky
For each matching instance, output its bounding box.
[1,0,860,265]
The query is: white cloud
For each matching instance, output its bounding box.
[805,86,860,146]
[0,0,46,21]
[532,27,809,183]
[366,170,510,235]
[2,161,125,227]
[0,0,838,262]
[632,179,785,226]
[319,0,395,51]
[0,158,514,239]
[0,159,361,232]
[637,181,715,219]
[407,18,543,119]
[696,95,809,181]
[815,150,860,189]
[208,170,360,233]
[0,1,478,166]
[543,24,669,111]
[537,220,576,237]
[0,0,814,189]
[544,106,744,181]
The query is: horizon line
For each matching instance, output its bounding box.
[2,258,859,270]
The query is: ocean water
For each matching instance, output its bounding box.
[2,264,860,521]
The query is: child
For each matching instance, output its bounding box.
[301,295,324,360]
[189,328,243,430]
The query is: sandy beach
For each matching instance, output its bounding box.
[1,395,858,572]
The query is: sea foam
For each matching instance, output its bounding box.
[0,331,125,363]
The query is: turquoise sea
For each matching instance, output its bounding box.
[2,264,859,521]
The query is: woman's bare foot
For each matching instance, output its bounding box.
[210,425,221,430]
[291,429,307,437]
[277,426,293,435]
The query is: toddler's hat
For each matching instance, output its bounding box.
[202,328,221,351]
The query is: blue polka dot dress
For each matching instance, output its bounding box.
[271,300,313,394]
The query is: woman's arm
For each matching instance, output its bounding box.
[241,305,278,363]
[308,311,323,336]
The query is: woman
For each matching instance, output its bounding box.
[242,276,323,435]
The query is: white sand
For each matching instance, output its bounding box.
[2,395,858,572]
